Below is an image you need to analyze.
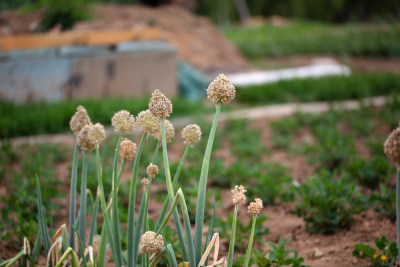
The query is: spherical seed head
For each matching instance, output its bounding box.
[152,119,175,143]
[119,139,137,161]
[231,185,246,205]
[248,198,263,216]
[207,74,236,105]
[181,124,202,147]
[70,105,91,135]
[139,231,164,254]
[88,123,106,145]
[137,110,161,136]
[77,124,96,151]
[111,110,135,136]
[147,163,159,179]
[141,177,150,191]
[149,89,173,118]
[384,127,400,168]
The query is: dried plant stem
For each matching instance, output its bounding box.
[244,215,257,267]
[397,170,400,258]
[227,205,238,267]
[155,145,190,230]
[111,134,123,265]
[78,151,88,255]
[69,143,79,251]
[127,133,146,267]
[161,118,194,265]
[194,102,222,264]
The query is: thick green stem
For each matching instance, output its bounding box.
[194,102,221,264]
[161,118,191,262]
[244,215,257,267]
[127,133,146,267]
[227,205,238,267]
[155,145,190,230]
[396,170,400,258]
[78,151,88,254]
[69,143,79,250]
[95,144,120,267]
[111,134,123,265]
[55,248,79,267]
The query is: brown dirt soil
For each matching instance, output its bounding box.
[2,117,397,267]
[0,4,250,74]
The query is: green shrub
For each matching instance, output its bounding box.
[353,236,398,266]
[369,184,396,222]
[294,172,366,234]
[347,156,391,189]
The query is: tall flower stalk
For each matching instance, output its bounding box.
[244,198,263,267]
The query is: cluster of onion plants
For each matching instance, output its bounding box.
[2,74,263,267]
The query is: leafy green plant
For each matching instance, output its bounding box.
[235,237,308,267]
[370,184,396,222]
[353,236,398,267]
[294,171,366,234]
[347,156,392,189]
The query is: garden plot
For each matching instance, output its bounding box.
[1,90,399,266]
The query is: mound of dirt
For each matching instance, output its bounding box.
[0,4,250,74]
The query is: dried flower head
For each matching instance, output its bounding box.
[141,177,150,192]
[88,123,106,145]
[231,185,246,205]
[147,163,159,179]
[139,231,164,254]
[119,139,137,161]
[153,119,175,142]
[384,127,400,168]
[149,89,173,118]
[247,198,263,216]
[111,110,135,136]
[136,110,161,136]
[77,124,96,151]
[70,105,91,135]
[181,124,202,147]
[207,74,236,105]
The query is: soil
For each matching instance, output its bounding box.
[0,4,251,74]
[2,114,397,266]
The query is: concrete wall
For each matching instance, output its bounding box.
[0,41,178,103]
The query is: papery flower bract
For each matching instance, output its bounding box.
[147,163,159,179]
[111,110,135,136]
[88,123,106,145]
[77,124,96,151]
[207,74,236,105]
[119,139,137,161]
[152,119,175,143]
[137,110,161,137]
[139,231,164,254]
[231,185,246,205]
[384,127,400,168]
[141,177,150,192]
[149,89,173,118]
[70,105,91,135]
[181,124,202,147]
[247,198,263,215]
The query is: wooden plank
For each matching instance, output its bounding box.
[0,27,162,51]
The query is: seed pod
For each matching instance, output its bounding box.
[119,139,137,161]
[181,124,202,147]
[70,106,91,135]
[139,231,164,254]
[77,124,96,151]
[88,123,106,145]
[147,163,159,179]
[149,89,173,118]
[207,74,236,105]
[111,110,135,136]
[231,185,246,205]
[141,177,150,192]
[384,127,400,168]
[152,119,175,143]
[247,198,263,216]
[137,110,161,137]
